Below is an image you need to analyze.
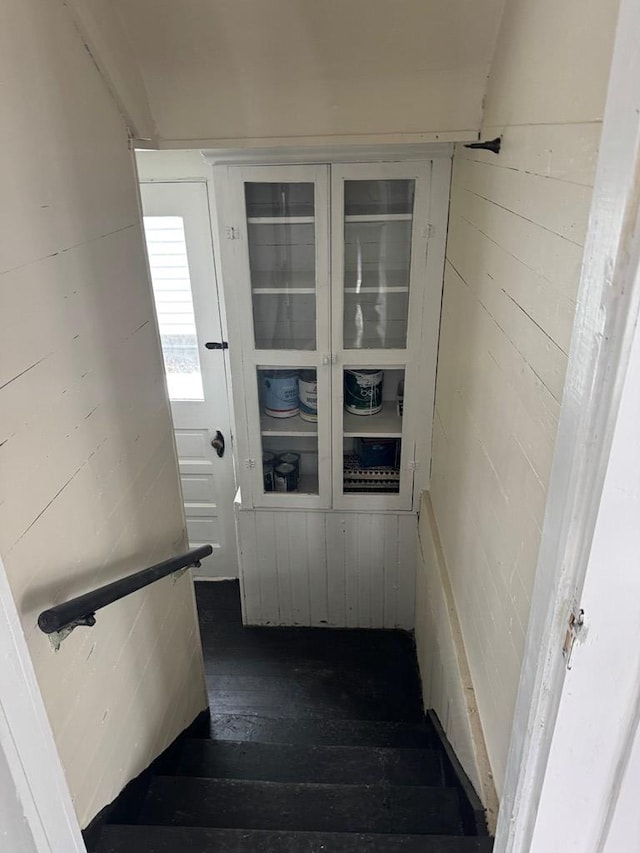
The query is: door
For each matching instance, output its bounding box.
[220,165,332,510]
[331,162,432,511]
[140,181,238,578]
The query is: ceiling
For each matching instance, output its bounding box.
[111,0,506,146]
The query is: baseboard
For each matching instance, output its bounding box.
[81,708,210,849]
[427,710,489,836]
[415,492,499,832]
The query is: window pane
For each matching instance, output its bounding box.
[342,367,404,494]
[245,183,317,351]
[143,216,204,401]
[257,367,319,495]
[343,180,415,350]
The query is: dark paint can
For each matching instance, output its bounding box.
[263,451,276,492]
[274,462,297,492]
[277,452,300,486]
[344,369,383,415]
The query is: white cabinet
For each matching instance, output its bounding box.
[214,156,449,517]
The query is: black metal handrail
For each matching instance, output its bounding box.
[38,545,213,635]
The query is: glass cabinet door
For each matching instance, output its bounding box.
[245,181,319,351]
[341,179,415,350]
[228,165,331,509]
[331,164,431,510]
[337,365,412,508]
[257,367,320,497]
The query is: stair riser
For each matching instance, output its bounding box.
[138,778,463,835]
[176,741,444,786]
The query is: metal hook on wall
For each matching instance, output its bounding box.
[464,137,502,154]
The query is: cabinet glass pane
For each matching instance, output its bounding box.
[258,368,318,495]
[342,367,404,495]
[343,180,415,350]
[246,183,316,350]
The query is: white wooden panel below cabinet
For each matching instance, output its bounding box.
[236,510,417,629]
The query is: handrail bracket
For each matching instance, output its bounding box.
[48,614,96,652]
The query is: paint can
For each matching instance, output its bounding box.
[274,462,297,492]
[298,370,318,422]
[263,451,276,492]
[278,452,300,487]
[344,369,383,415]
[261,370,299,418]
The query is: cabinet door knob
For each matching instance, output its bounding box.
[211,430,225,458]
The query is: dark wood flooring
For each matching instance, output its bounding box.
[196,580,425,726]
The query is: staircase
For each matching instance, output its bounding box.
[91,582,493,852]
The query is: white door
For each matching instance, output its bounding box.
[140,181,238,578]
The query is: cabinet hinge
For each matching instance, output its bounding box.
[562,605,585,670]
[408,460,420,472]
[244,457,256,469]
[225,226,241,240]
[424,224,434,239]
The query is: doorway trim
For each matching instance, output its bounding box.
[495,0,640,848]
[0,554,85,852]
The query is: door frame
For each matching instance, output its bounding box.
[495,0,640,847]
[0,553,86,852]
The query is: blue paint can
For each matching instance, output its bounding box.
[261,370,299,418]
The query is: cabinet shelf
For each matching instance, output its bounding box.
[248,216,315,225]
[344,287,409,294]
[345,214,412,223]
[343,402,402,437]
[251,270,316,292]
[253,288,316,295]
[261,412,318,436]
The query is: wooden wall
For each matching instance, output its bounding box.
[419,0,620,798]
[0,0,206,827]
[237,510,416,629]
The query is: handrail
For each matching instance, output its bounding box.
[38,545,213,636]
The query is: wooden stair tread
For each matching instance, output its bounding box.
[96,825,494,852]
[209,714,433,747]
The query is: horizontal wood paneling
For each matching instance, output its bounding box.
[0,0,206,829]
[427,116,605,795]
[236,510,416,629]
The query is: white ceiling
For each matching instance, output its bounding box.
[112,0,506,146]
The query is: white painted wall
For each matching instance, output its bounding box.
[112,0,504,148]
[236,510,416,629]
[0,0,207,828]
[64,0,156,142]
[418,0,620,798]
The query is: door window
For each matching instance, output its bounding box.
[143,215,204,401]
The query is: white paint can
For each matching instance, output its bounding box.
[298,370,318,422]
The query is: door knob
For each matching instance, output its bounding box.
[211,430,225,458]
